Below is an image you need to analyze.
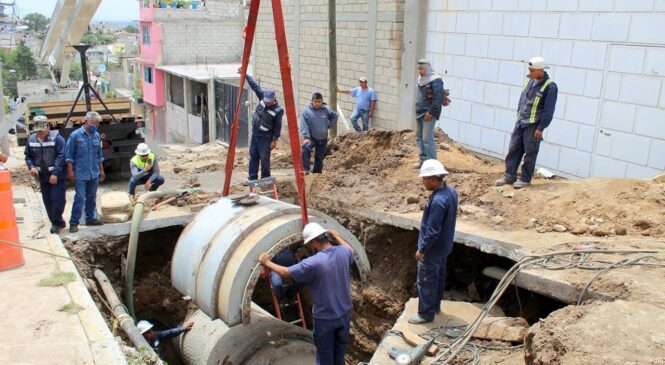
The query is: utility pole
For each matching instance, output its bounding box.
[328,0,337,137]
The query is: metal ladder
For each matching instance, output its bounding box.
[262,267,307,329]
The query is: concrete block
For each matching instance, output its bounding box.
[444,76,463,96]
[662,83,665,108]
[488,36,515,61]
[483,82,510,108]
[648,139,665,169]
[462,79,485,103]
[493,0,519,10]
[480,128,506,155]
[559,14,593,40]
[471,103,495,128]
[547,119,579,148]
[537,142,560,170]
[595,131,612,156]
[465,34,489,57]
[427,13,438,32]
[610,130,651,164]
[436,13,457,33]
[509,85,523,108]
[604,73,622,101]
[565,95,600,126]
[579,0,615,11]
[592,155,627,178]
[475,58,500,82]
[478,13,503,35]
[426,31,445,53]
[519,0,547,11]
[577,124,596,152]
[503,13,530,36]
[571,42,607,71]
[513,38,542,62]
[547,0,579,11]
[553,94,566,119]
[600,101,636,133]
[541,40,573,67]
[619,75,662,107]
[615,0,656,11]
[644,48,665,76]
[558,147,591,178]
[657,0,665,10]
[592,14,630,42]
[444,34,466,56]
[530,14,560,38]
[584,70,604,98]
[429,0,447,10]
[453,56,476,78]
[441,118,460,141]
[554,66,586,95]
[626,163,662,179]
[498,61,527,86]
[609,46,645,74]
[495,108,517,132]
[458,121,482,147]
[469,0,493,10]
[456,13,479,33]
[635,106,665,140]
[449,99,472,122]
[629,15,665,44]
[448,0,470,11]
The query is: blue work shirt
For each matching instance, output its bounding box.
[65,126,103,181]
[350,87,377,111]
[288,245,353,320]
[149,327,186,354]
[300,102,338,140]
[418,184,458,258]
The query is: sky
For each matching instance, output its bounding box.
[12,0,139,22]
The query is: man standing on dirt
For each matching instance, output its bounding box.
[495,56,558,189]
[337,76,377,132]
[414,59,444,169]
[128,143,165,203]
[301,92,338,174]
[24,116,67,233]
[409,159,458,324]
[241,69,283,182]
[259,223,354,365]
[65,111,105,233]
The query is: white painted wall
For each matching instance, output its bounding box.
[426,0,665,179]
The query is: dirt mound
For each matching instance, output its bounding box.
[524,300,665,365]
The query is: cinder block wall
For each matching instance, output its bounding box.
[426,0,665,179]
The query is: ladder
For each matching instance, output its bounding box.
[262,267,307,329]
[247,177,279,200]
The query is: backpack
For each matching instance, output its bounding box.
[426,87,451,107]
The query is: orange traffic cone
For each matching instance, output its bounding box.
[0,169,24,271]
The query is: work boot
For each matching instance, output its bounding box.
[69,225,78,233]
[407,314,432,324]
[86,219,104,226]
[50,225,65,234]
[513,181,531,189]
[495,177,514,186]
[128,194,136,206]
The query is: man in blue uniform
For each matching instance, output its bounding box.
[24,116,67,233]
[259,223,354,365]
[65,111,105,233]
[337,76,377,132]
[137,320,193,356]
[496,56,558,189]
[300,92,338,174]
[409,159,458,324]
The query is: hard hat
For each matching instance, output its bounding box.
[302,223,327,244]
[135,143,151,156]
[419,159,449,177]
[528,56,550,70]
[136,320,154,334]
[33,115,49,131]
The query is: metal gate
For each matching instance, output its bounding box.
[215,80,249,147]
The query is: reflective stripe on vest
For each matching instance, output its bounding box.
[528,79,554,124]
[131,152,155,169]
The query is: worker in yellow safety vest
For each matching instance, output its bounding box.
[128,143,165,202]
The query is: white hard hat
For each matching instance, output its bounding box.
[302,223,327,244]
[419,159,449,177]
[135,143,151,156]
[136,320,154,334]
[528,56,550,70]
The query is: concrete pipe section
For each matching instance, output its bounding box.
[175,306,316,365]
[171,195,371,326]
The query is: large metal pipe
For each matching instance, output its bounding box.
[171,195,371,326]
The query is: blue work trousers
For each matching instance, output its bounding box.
[128,174,165,195]
[417,254,449,321]
[350,109,369,132]
[248,134,273,181]
[302,139,328,174]
[70,178,99,225]
[503,124,542,183]
[39,176,66,228]
[416,116,437,164]
[313,311,351,365]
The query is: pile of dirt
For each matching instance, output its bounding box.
[9,167,41,191]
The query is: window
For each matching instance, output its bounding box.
[144,66,153,84]
[142,25,150,45]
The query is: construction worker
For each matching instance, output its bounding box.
[259,223,354,365]
[495,56,558,189]
[0,152,7,163]
[301,92,338,174]
[409,159,458,324]
[337,76,377,132]
[242,70,283,182]
[269,248,305,300]
[128,143,165,202]
[65,111,105,233]
[414,59,444,169]
[24,116,67,233]
[137,320,193,356]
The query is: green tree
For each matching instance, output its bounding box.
[124,24,139,34]
[22,13,49,33]
[80,31,119,46]
[6,42,38,80]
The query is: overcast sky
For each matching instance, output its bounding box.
[13,0,139,22]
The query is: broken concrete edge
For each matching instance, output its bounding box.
[46,233,127,364]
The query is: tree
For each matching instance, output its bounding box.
[22,13,49,33]
[6,42,38,80]
[124,24,139,34]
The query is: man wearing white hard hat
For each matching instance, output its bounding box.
[128,142,165,202]
[496,56,558,189]
[259,223,355,365]
[409,159,458,324]
[137,319,193,356]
